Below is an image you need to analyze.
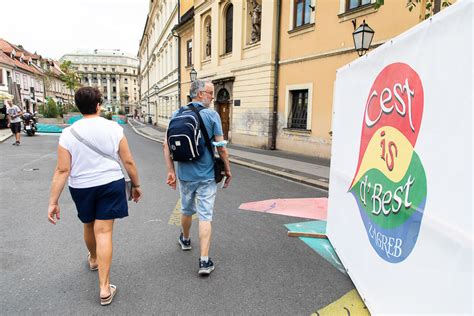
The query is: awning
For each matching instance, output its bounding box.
[0,91,14,101]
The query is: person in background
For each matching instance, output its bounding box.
[6,100,23,146]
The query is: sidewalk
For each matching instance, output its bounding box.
[0,128,12,143]
[128,119,330,190]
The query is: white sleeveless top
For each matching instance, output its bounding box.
[59,117,124,188]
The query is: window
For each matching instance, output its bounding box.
[112,68,115,72]
[186,40,193,66]
[225,5,233,53]
[125,78,128,83]
[294,0,312,28]
[0,68,3,85]
[113,87,116,93]
[84,67,88,71]
[204,17,212,58]
[133,70,136,74]
[347,0,371,11]
[103,67,106,71]
[93,67,97,71]
[288,90,308,129]
[124,68,127,72]
[104,87,107,93]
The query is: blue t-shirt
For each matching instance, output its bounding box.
[171,102,223,181]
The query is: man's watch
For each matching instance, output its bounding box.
[132,184,140,188]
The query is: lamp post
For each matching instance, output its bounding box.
[154,84,159,121]
[190,67,197,82]
[352,20,375,57]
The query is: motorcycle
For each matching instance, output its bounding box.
[22,112,37,136]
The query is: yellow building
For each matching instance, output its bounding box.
[276,1,423,159]
[174,0,451,158]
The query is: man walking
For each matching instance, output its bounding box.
[6,100,23,146]
[163,80,232,275]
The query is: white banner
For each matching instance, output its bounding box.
[327,1,473,314]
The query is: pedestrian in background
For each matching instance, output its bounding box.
[6,100,23,146]
[47,87,142,306]
[163,80,232,275]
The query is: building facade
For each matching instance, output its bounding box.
[275,0,423,159]
[176,0,277,148]
[176,0,194,106]
[173,0,450,159]
[42,59,75,107]
[138,0,180,127]
[0,39,46,113]
[60,49,139,114]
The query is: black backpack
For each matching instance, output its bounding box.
[166,103,205,161]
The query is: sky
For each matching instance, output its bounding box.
[0,0,149,60]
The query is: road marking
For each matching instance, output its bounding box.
[240,198,328,220]
[312,289,369,316]
[168,200,197,226]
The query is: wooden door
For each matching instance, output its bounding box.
[217,102,230,140]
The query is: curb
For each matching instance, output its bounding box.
[128,122,164,144]
[229,158,329,190]
[128,122,329,191]
[0,131,13,143]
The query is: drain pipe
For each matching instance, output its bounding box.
[175,0,181,106]
[270,0,282,150]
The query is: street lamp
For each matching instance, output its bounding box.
[352,20,375,57]
[154,83,159,95]
[190,67,197,82]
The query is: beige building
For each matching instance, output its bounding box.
[138,0,179,126]
[174,0,451,159]
[177,0,277,148]
[60,49,139,114]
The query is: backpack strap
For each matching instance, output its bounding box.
[188,104,215,161]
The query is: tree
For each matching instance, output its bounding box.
[375,0,451,20]
[43,97,59,118]
[59,60,81,104]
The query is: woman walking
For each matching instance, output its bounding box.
[47,87,142,306]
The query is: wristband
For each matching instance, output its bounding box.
[132,184,140,188]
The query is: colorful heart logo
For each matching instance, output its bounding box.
[349,63,427,263]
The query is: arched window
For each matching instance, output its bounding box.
[225,4,233,53]
[203,17,212,58]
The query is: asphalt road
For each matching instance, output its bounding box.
[0,127,354,315]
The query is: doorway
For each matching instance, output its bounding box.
[216,88,231,140]
[216,102,230,140]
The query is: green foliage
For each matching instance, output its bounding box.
[374,0,451,19]
[105,112,113,120]
[60,61,81,92]
[68,105,80,113]
[43,98,59,118]
[118,109,125,115]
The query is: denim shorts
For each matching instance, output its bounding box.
[69,178,128,223]
[179,179,217,221]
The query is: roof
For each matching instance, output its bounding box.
[0,39,43,76]
[0,49,16,67]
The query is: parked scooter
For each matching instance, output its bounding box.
[22,112,37,136]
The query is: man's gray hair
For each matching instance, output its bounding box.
[189,80,208,99]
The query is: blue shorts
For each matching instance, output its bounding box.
[179,179,217,221]
[69,178,128,223]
